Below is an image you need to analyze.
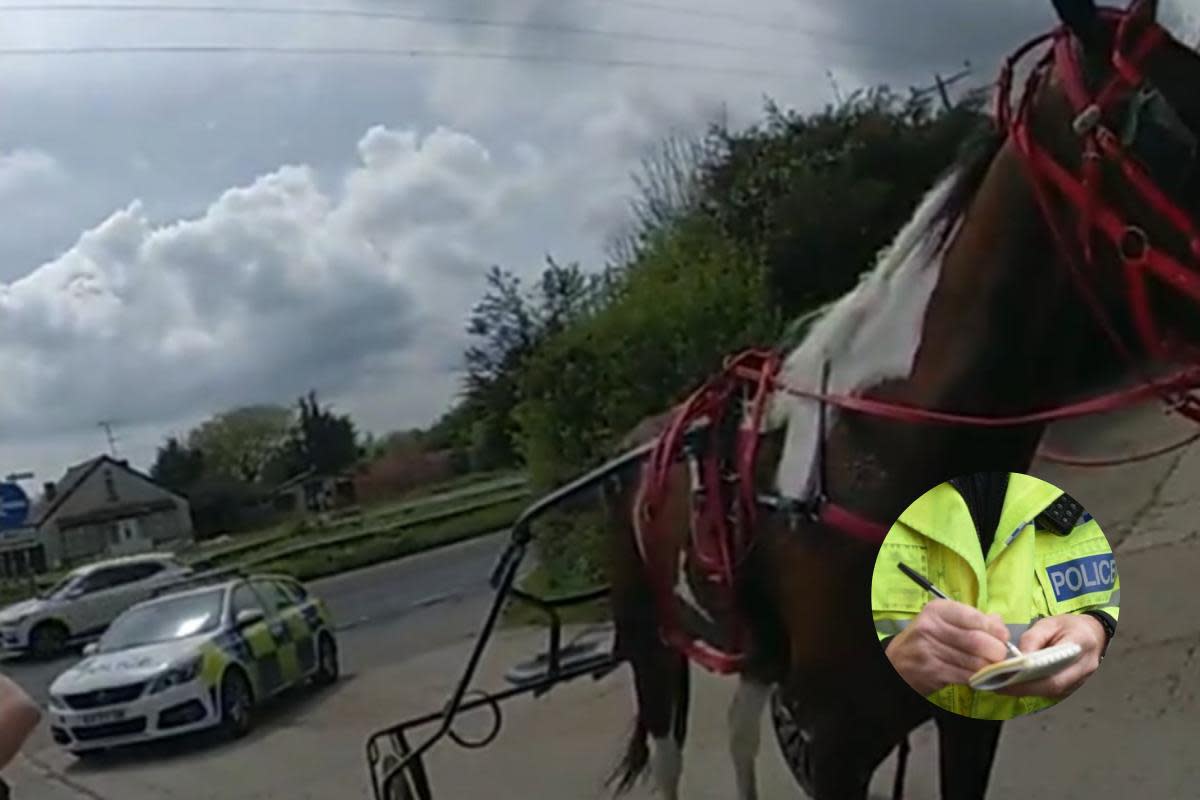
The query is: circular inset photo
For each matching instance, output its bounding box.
[871,471,1119,720]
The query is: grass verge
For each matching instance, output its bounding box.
[256,498,527,582]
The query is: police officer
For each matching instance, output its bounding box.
[872,472,1118,720]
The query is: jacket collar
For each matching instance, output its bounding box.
[897,473,1064,586]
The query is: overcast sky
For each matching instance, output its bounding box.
[0,0,1195,486]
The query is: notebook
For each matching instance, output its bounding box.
[968,642,1083,692]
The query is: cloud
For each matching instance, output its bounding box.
[0,125,545,451]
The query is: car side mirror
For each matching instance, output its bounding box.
[82,642,98,656]
[235,609,264,629]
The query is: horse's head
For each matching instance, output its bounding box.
[1025,0,1200,374]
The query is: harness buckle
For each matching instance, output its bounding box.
[1119,226,1150,263]
[1073,104,1103,136]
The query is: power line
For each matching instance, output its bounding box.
[0,3,802,59]
[0,2,938,63]
[0,44,816,79]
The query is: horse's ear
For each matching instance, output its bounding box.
[1052,0,1104,50]
[1128,0,1158,22]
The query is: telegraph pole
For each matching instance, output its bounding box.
[914,62,973,111]
[98,420,120,457]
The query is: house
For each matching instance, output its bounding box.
[272,469,357,516]
[28,456,194,570]
[0,524,45,579]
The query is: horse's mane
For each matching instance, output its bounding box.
[766,122,1007,497]
[774,121,1004,355]
[929,124,1006,250]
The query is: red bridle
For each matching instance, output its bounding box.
[998,2,1200,421]
[633,3,1200,674]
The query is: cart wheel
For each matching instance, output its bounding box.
[771,688,817,796]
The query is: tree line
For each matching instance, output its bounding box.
[434,86,991,587]
[150,391,362,535]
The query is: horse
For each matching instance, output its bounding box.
[600,1,1200,797]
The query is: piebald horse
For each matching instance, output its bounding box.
[603,1,1200,798]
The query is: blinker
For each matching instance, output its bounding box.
[1120,83,1198,191]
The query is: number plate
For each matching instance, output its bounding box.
[80,710,125,726]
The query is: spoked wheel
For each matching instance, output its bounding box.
[219,668,254,739]
[314,633,339,687]
[771,688,817,796]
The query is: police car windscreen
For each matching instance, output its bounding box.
[99,589,224,652]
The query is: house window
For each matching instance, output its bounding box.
[104,470,119,502]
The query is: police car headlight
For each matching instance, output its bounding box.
[149,657,202,694]
[47,693,67,710]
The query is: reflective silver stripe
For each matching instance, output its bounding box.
[1106,589,1120,607]
[875,618,911,636]
[877,619,1029,640]
[1005,520,1033,546]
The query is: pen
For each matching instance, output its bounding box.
[896,562,1022,658]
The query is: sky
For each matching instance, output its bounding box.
[0,0,1195,488]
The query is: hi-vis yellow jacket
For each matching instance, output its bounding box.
[872,473,1119,720]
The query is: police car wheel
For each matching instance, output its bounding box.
[314,633,339,686]
[219,668,254,739]
[29,621,69,659]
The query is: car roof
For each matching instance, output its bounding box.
[133,579,239,610]
[67,552,180,577]
[147,572,305,604]
[111,573,311,630]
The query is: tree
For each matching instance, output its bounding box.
[275,391,360,477]
[187,405,293,484]
[150,437,205,495]
[461,259,600,468]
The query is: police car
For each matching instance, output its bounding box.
[46,573,338,754]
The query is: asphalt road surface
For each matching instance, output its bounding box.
[0,529,512,705]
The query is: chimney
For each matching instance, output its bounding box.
[43,482,57,502]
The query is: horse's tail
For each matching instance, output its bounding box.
[607,655,691,795]
[608,716,650,794]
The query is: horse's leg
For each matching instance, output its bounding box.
[934,713,1003,800]
[728,675,771,800]
[614,623,688,799]
[605,469,691,799]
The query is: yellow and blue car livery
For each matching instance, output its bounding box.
[48,574,338,754]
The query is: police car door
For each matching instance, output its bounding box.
[250,579,313,689]
[229,582,285,698]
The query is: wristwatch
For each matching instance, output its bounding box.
[1082,610,1117,658]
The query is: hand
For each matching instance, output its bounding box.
[885,599,1012,696]
[0,674,40,769]
[996,613,1106,699]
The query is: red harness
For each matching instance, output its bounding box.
[635,2,1200,674]
[999,3,1200,417]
